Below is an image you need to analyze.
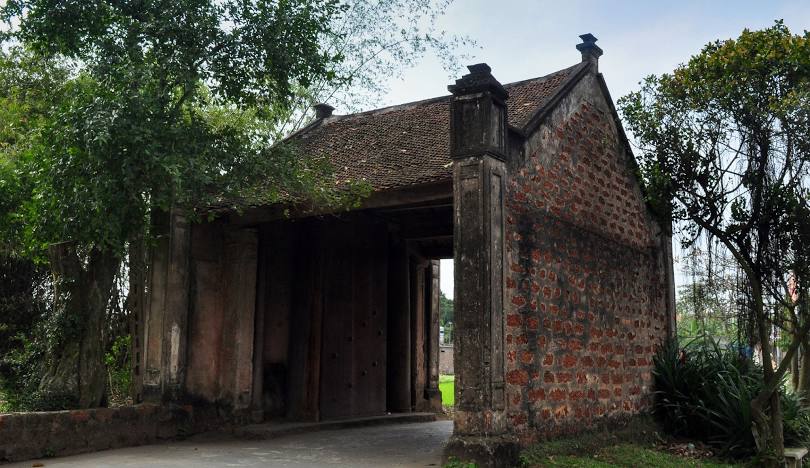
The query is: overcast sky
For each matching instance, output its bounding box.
[397,1,810,299]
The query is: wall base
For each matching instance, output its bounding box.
[425,388,443,413]
[0,403,230,464]
[443,434,521,468]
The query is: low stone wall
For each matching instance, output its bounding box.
[439,345,454,375]
[0,403,226,464]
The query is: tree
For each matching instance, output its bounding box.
[619,21,810,462]
[277,0,474,135]
[0,0,349,408]
[439,290,453,344]
[1,0,470,410]
[439,291,453,327]
[676,283,738,343]
[676,242,743,344]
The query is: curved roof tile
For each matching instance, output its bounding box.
[292,63,585,191]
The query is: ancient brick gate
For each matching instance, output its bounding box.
[136,34,675,468]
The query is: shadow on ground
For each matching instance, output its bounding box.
[8,420,453,468]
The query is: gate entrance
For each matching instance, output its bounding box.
[254,197,452,421]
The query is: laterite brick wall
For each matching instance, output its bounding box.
[503,73,669,442]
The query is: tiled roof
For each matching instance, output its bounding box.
[505,63,585,128]
[291,62,586,192]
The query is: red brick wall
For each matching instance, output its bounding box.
[504,94,668,441]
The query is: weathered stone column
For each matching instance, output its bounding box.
[142,209,191,402]
[425,260,442,412]
[444,64,519,467]
[410,257,427,410]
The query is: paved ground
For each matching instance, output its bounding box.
[8,420,453,468]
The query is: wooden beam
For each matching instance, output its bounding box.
[419,245,453,259]
[227,180,453,227]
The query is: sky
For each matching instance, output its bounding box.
[394,1,810,299]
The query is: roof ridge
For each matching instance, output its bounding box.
[518,61,591,133]
[502,62,584,89]
[323,94,450,123]
[314,62,583,124]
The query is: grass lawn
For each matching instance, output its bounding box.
[523,443,742,467]
[439,374,454,406]
[518,418,744,468]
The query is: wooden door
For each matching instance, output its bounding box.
[319,218,388,420]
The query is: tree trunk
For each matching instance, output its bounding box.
[39,243,120,409]
[799,338,810,399]
[791,348,799,391]
[750,282,784,466]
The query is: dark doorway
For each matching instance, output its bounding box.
[253,197,452,422]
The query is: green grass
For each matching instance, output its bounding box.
[531,444,742,467]
[439,374,454,406]
[520,417,745,468]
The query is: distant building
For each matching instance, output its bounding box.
[440,344,454,375]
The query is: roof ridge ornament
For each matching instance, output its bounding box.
[313,102,334,119]
[576,33,603,72]
[447,62,508,102]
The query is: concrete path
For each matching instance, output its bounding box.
[8,420,453,468]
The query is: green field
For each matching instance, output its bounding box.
[439,374,454,406]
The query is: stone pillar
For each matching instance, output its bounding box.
[576,33,603,73]
[410,257,427,410]
[444,64,519,467]
[142,209,191,402]
[425,260,442,411]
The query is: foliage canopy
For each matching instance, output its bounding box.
[0,0,353,258]
[620,20,810,460]
[0,0,467,409]
[0,0,358,408]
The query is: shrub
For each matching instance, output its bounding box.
[655,338,810,457]
[654,338,810,456]
[781,390,810,447]
[0,254,51,410]
[105,334,132,407]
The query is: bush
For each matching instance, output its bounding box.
[105,334,132,407]
[781,390,810,447]
[0,254,48,409]
[653,338,810,457]
[0,333,80,411]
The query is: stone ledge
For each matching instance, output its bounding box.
[0,407,439,465]
[444,433,521,468]
[0,403,226,464]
